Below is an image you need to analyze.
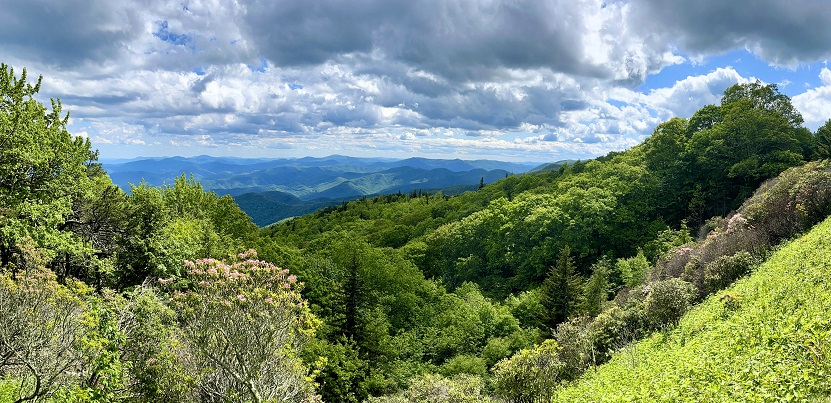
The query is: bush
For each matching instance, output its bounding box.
[616,251,649,288]
[492,340,564,403]
[552,316,595,379]
[644,278,697,329]
[588,306,627,364]
[439,355,487,377]
[368,374,493,403]
[162,250,322,403]
[704,251,758,294]
[0,269,88,402]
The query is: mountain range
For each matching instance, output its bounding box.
[102,155,544,226]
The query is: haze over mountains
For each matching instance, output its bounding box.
[102,155,544,225]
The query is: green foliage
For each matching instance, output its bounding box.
[0,63,97,276]
[616,250,649,288]
[555,217,831,401]
[643,278,696,329]
[815,119,831,159]
[367,374,494,403]
[553,316,596,380]
[439,355,487,377]
[540,246,582,327]
[117,175,258,286]
[301,337,368,403]
[492,340,564,403]
[162,250,321,402]
[703,251,757,294]
[581,257,611,317]
[504,288,547,331]
[0,268,89,402]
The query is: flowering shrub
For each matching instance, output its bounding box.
[0,269,87,402]
[161,250,321,403]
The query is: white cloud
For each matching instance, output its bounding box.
[1,0,826,162]
[793,68,831,130]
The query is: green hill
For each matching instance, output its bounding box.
[555,217,831,402]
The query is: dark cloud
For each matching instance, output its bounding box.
[629,0,831,64]
[0,0,141,66]
[241,0,619,81]
[241,0,389,66]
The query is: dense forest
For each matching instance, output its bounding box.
[3,61,831,402]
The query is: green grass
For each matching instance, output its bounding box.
[555,217,831,402]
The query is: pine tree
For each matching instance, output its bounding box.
[540,245,582,328]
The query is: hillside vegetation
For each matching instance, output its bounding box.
[555,215,831,402]
[3,62,831,402]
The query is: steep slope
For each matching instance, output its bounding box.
[555,217,831,402]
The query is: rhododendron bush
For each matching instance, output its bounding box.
[161,250,321,403]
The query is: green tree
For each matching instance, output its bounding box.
[581,257,611,317]
[0,64,95,275]
[684,82,808,219]
[616,250,649,288]
[815,119,831,160]
[540,246,582,327]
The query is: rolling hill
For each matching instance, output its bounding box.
[102,155,544,225]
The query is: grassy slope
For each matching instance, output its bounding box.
[555,217,831,402]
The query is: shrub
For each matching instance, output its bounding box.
[704,251,758,294]
[368,374,493,403]
[162,250,322,403]
[644,278,696,329]
[492,340,564,403]
[0,269,88,402]
[588,306,627,364]
[439,355,487,377]
[616,251,649,288]
[552,316,595,379]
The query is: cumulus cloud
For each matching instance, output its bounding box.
[0,0,824,161]
[793,67,831,130]
[627,0,831,66]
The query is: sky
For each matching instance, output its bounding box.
[3,0,831,163]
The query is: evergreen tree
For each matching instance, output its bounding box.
[540,245,582,327]
[815,119,831,160]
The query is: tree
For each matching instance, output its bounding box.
[720,81,803,128]
[540,246,582,327]
[0,64,95,276]
[163,250,321,402]
[815,119,831,160]
[581,257,611,317]
[684,82,809,219]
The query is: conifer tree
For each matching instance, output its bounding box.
[540,245,582,327]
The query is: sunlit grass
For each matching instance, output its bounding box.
[555,217,831,402]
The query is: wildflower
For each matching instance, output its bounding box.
[287,275,297,283]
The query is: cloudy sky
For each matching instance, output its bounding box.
[4,0,831,162]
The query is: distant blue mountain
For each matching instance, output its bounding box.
[102,155,540,225]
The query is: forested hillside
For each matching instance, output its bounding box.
[3,62,831,403]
